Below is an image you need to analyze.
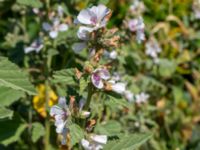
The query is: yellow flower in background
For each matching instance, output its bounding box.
[33,84,58,118]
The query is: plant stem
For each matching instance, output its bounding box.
[83,83,93,110]
[44,80,50,150]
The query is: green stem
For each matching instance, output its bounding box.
[83,83,93,110]
[44,80,50,150]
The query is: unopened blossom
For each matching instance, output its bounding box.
[50,97,69,134]
[76,4,111,31]
[81,134,107,150]
[104,50,118,59]
[128,17,145,43]
[193,0,200,19]
[42,18,68,39]
[24,38,43,54]
[135,92,149,104]
[91,68,110,89]
[145,38,161,62]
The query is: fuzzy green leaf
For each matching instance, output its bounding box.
[0,86,24,106]
[17,0,43,8]
[104,133,152,150]
[31,122,45,143]
[68,124,84,147]
[0,107,13,119]
[0,57,36,95]
[53,68,77,85]
[0,116,27,146]
[94,120,122,136]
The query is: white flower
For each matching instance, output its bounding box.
[128,17,145,43]
[111,82,126,94]
[42,18,68,39]
[50,97,69,134]
[81,134,107,150]
[145,38,161,60]
[24,38,43,53]
[135,92,149,104]
[91,68,110,89]
[77,4,111,30]
[124,90,134,102]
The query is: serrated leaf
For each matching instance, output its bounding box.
[105,95,129,108]
[0,107,13,119]
[0,87,24,106]
[0,115,27,146]
[31,122,45,143]
[0,57,36,95]
[53,68,77,85]
[79,76,88,95]
[94,120,122,136]
[17,0,43,8]
[104,133,152,150]
[68,124,84,147]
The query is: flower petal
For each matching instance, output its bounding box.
[91,73,104,89]
[50,106,63,117]
[49,30,58,38]
[72,42,87,53]
[77,26,93,40]
[91,134,107,144]
[58,97,68,110]
[24,47,35,54]
[111,82,126,94]
[99,69,110,80]
[58,24,68,31]
[42,22,52,31]
[81,139,90,149]
[77,9,93,25]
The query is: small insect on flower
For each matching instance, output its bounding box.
[135,92,149,104]
[24,38,43,54]
[91,68,110,89]
[50,97,69,134]
[81,134,107,150]
[33,84,57,117]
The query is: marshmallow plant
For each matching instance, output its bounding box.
[48,4,152,150]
